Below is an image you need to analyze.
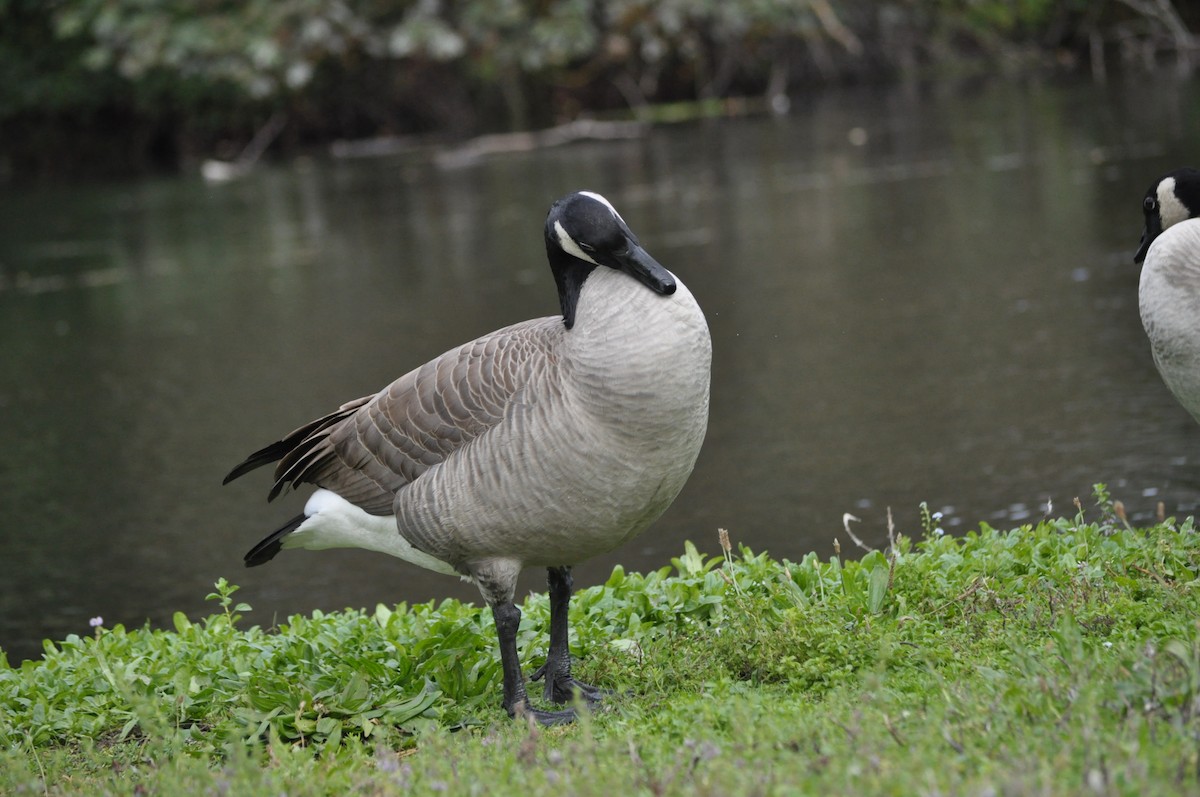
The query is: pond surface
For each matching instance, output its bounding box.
[3,77,1199,663]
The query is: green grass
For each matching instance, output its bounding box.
[2,486,1199,795]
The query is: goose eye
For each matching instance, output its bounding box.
[1144,196,1158,212]
[578,242,595,252]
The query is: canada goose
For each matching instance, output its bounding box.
[224,191,712,725]
[1135,168,1200,423]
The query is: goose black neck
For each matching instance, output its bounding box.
[1176,169,1200,219]
[547,245,596,330]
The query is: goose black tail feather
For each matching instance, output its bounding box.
[223,439,298,485]
[244,513,306,567]
[222,396,372,487]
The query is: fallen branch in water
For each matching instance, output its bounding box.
[434,119,646,169]
[201,111,287,183]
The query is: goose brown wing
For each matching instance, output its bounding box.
[229,317,561,515]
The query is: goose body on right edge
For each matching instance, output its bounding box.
[1136,167,1200,422]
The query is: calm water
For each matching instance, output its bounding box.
[3,77,1199,663]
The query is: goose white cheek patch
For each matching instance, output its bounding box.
[1159,177,1189,230]
[554,220,599,265]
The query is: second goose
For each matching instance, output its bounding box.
[1136,168,1200,423]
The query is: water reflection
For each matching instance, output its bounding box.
[2,77,1198,663]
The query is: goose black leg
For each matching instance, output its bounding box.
[491,601,574,726]
[531,566,607,705]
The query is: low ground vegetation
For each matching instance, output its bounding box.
[2,486,1198,794]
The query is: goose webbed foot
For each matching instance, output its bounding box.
[530,661,609,706]
[510,700,577,727]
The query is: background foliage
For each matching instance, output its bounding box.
[0,0,1196,177]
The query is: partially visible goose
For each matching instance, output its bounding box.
[224,191,712,725]
[1136,168,1200,422]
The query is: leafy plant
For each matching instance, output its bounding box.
[3,513,1200,795]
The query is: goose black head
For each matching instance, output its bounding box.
[544,191,676,329]
[1136,168,1200,264]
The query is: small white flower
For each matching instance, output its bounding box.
[933,528,945,537]
[88,616,104,628]
[932,512,944,521]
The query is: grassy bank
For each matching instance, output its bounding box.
[2,487,1198,795]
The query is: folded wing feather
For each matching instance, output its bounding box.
[225,317,562,516]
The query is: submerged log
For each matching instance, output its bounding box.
[433,119,647,169]
[201,112,287,183]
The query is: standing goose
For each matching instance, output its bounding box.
[1136,168,1200,422]
[224,191,712,725]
